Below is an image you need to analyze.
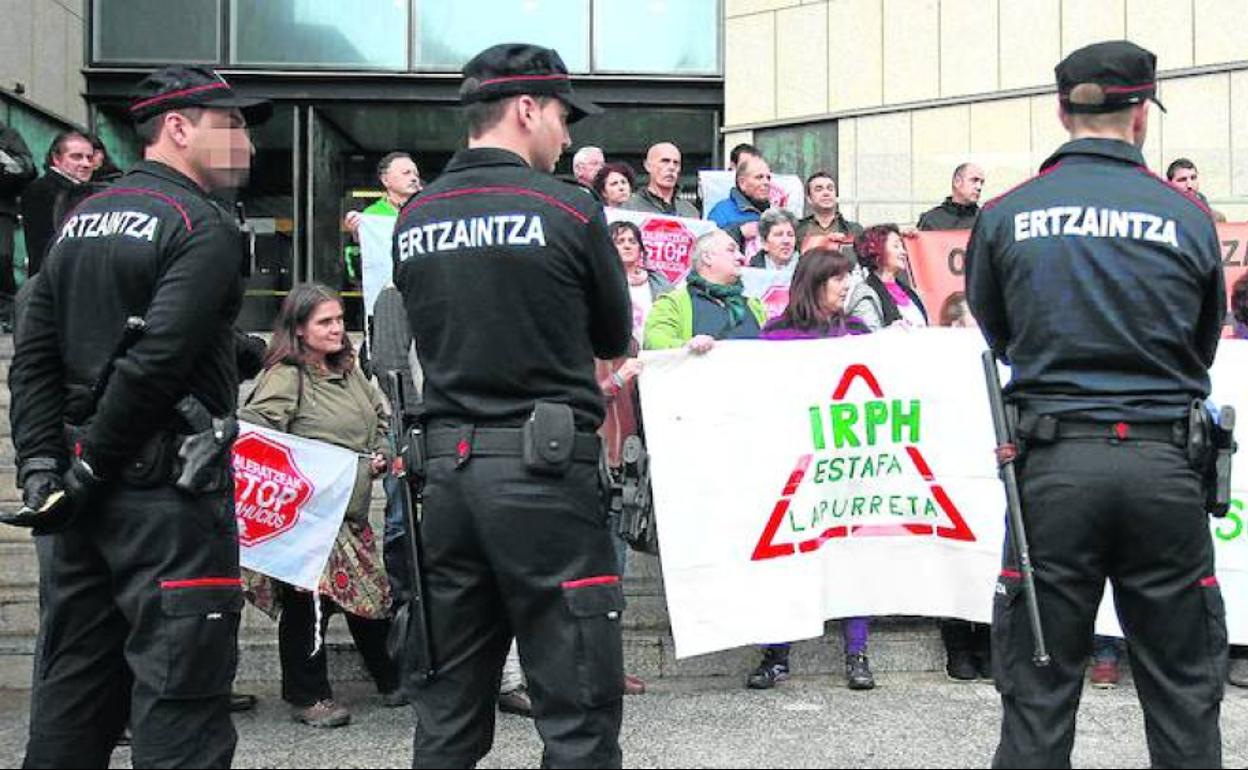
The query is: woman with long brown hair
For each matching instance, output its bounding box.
[241,283,402,728]
[746,249,876,692]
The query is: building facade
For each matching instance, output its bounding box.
[1,0,89,280]
[18,0,725,328]
[722,0,1248,225]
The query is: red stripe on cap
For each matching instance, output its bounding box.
[1101,83,1156,94]
[477,74,570,88]
[71,188,194,232]
[159,577,242,589]
[560,575,620,589]
[403,186,589,225]
[1000,569,1022,580]
[130,81,230,112]
[1200,575,1219,588]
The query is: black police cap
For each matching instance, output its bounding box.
[129,66,272,125]
[460,44,603,124]
[1056,40,1166,114]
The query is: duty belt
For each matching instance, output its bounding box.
[425,427,601,463]
[1021,416,1186,447]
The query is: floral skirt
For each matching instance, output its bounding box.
[244,517,391,621]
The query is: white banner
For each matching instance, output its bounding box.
[606,207,718,286]
[233,424,357,591]
[359,213,397,324]
[698,169,805,219]
[639,330,1248,658]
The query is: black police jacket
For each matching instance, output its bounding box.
[10,160,245,477]
[393,147,631,431]
[966,138,1224,422]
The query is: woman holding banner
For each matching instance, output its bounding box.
[846,224,929,331]
[240,284,402,728]
[745,249,877,691]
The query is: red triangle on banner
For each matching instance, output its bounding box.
[750,364,976,562]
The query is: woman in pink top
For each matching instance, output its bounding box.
[845,224,928,330]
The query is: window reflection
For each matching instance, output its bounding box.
[94,0,220,63]
[232,0,408,69]
[414,0,590,71]
[594,0,720,74]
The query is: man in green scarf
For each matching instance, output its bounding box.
[644,229,766,352]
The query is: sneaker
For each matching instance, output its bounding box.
[1090,659,1120,689]
[623,673,647,695]
[498,687,534,718]
[380,689,410,708]
[292,699,350,728]
[845,653,876,691]
[1229,658,1248,688]
[945,651,977,682]
[746,655,790,690]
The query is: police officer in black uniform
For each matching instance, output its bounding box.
[966,41,1227,768]
[7,66,269,768]
[393,44,631,768]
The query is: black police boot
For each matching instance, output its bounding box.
[746,648,790,690]
[845,652,876,690]
[974,650,993,682]
[945,650,978,682]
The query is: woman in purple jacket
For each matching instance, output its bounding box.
[747,248,876,691]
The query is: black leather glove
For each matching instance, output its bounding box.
[1,457,100,534]
[20,469,63,513]
[62,456,103,506]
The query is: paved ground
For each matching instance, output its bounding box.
[1,673,1245,768]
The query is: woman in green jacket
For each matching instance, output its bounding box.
[241,284,402,728]
[643,229,767,352]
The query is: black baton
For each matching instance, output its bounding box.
[387,371,436,681]
[981,350,1051,667]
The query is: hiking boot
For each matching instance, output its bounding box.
[746,652,790,690]
[945,650,977,682]
[1230,658,1248,688]
[292,699,351,728]
[845,653,876,691]
[498,687,534,718]
[1090,659,1120,689]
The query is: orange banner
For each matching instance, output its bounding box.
[906,223,1248,329]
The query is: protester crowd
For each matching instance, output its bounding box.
[2,109,1243,736]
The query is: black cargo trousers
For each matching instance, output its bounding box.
[406,446,625,769]
[991,436,1228,769]
[24,482,241,769]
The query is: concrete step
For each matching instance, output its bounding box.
[0,589,37,638]
[0,542,37,589]
[0,619,947,689]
